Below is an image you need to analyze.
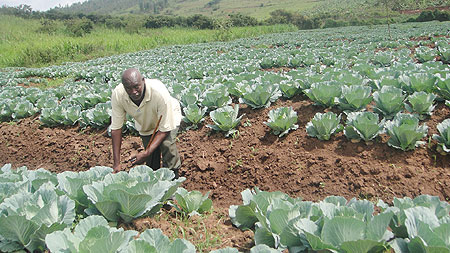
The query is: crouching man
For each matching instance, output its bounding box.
[110,68,182,177]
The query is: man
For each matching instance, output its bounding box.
[110,68,182,176]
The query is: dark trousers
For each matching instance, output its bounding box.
[140,127,181,177]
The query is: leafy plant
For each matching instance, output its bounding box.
[306,112,343,141]
[371,51,393,67]
[182,104,207,130]
[344,111,385,143]
[239,83,281,109]
[372,86,406,120]
[180,87,202,108]
[230,188,394,252]
[0,183,75,252]
[264,107,298,137]
[46,215,197,253]
[45,215,137,252]
[11,100,38,120]
[40,105,82,127]
[404,91,436,120]
[436,75,450,100]
[401,73,438,94]
[82,166,184,223]
[57,166,113,215]
[337,85,372,111]
[385,113,428,151]
[304,82,342,108]
[201,85,232,109]
[171,188,212,217]
[278,81,301,99]
[432,119,450,154]
[377,195,450,252]
[207,104,244,137]
[79,102,112,128]
[415,46,436,63]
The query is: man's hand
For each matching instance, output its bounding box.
[113,163,122,173]
[129,151,149,166]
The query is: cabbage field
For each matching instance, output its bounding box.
[0,21,450,252]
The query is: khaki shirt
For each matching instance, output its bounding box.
[110,79,182,135]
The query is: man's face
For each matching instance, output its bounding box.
[124,77,145,102]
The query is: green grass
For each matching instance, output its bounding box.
[0,15,297,68]
[165,0,318,19]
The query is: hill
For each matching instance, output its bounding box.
[53,0,449,20]
[54,0,318,18]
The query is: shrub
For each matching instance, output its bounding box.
[65,18,93,37]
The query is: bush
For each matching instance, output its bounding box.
[65,18,93,37]
[413,9,450,22]
[105,17,125,29]
[229,13,259,27]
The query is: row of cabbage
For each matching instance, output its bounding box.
[0,164,217,252]
[2,163,449,253]
[0,22,449,139]
[226,187,450,253]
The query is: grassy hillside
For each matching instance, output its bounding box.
[164,0,317,19]
[56,0,321,18]
[55,0,448,19]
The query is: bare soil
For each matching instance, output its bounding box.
[1,95,449,251]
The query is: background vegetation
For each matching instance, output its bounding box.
[0,0,448,68]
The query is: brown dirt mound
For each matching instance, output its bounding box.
[0,95,449,251]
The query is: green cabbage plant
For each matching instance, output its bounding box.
[179,87,202,108]
[57,166,113,215]
[182,104,207,130]
[12,100,38,120]
[201,84,232,109]
[264,107,298,137]
[436,75,450,100]
[415,46,436,63]
[401,73,438,94]
[0,183,75,252]
[306,112,343,141]
[405,91,436,120]
[433,119,450,154]
[377,195,450,252]
[239,83,281,109]
[337,85,372,111]
[304,82,342,108]
[45,215,137,253]
[82,166,185,223]
[385,113,428,151]
[171,188,212,217]
[230,188,394,252]
[372,86,406,120]
[279,81,301,98]
[79,102,112,128]
[46,215,197,253]
[344,111,385,143]
[207,104,244,137]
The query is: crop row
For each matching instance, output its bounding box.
[1,164,449,252]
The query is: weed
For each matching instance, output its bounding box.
[243,119,252,127]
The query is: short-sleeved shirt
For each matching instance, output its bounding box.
[110,79,182,136]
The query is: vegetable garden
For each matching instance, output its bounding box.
[0,21,449,252]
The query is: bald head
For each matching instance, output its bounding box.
[121,68,145,102]
[121,68,142,88]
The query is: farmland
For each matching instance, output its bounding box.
[0,21,450,252]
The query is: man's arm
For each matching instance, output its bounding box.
[111,128,122,172]
[132,130,169,165]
